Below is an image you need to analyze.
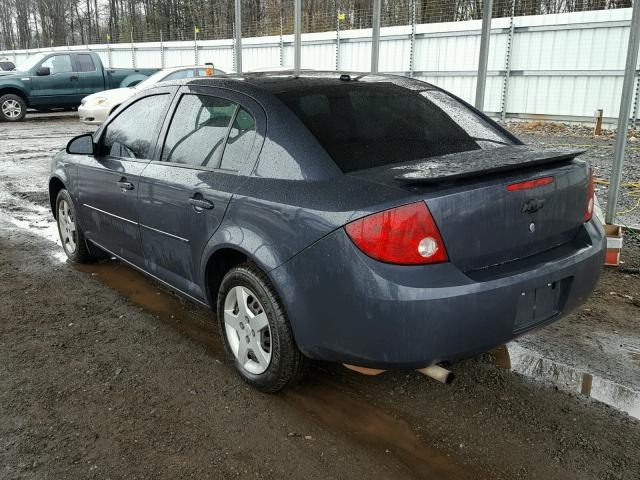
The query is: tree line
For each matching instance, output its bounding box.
[0,0,632,51]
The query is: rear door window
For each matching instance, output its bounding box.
[77,54,97,72]
[276,83,514,173]
[161,94,256,171]
[219,108,256,171]
[100,94,170,159]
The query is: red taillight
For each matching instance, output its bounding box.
[344,202,448,265]
[506,176,554,191]
[584,169,594,223]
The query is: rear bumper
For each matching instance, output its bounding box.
[270,220,605,369]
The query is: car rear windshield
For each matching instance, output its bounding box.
[276,83,515,173]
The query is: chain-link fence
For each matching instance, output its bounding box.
[0,0,632,50]
[1,0,638,227]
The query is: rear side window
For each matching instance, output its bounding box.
[276,83,514,173]
[219,108,256,171]
[77,54,96,72]
[100,94,170,159]
[161,94,237,168]
[0,61,14,71]
[163,69,195,81]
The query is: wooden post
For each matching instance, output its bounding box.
[594,109,603,136]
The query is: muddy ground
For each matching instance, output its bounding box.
[1,114,640,480]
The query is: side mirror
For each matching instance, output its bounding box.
[66,133,95,155]
[36,66,50,76]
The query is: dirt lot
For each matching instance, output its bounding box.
[1,115,640,479]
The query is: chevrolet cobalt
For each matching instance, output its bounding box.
[49,72,605,392]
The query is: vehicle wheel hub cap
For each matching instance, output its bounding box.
[2,99,21,118]
[57,199,77,254]
[224,285,272,375]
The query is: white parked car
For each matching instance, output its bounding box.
[78,65,225,125]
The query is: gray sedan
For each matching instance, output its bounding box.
[49,72,605,392]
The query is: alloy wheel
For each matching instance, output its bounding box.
[57,199,77,254]
[1,99,22,119]
[223,285,272,375]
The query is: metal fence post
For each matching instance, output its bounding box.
[130,30,136,69]
[294,0,301,75]
[106,36,112,68]
[475,0,493,111]
[336,11,341,71]
[232,24,236,72]
[160,31,165,69]
[194,27,199,65]
[631,73,640,129]
[234,0,242,73]
[371,0,381,73]
[409,0,416,77]
[279,15,284,67]
[605,0,640,225]
[500,0,516,121]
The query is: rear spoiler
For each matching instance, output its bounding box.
[392,146,585,184]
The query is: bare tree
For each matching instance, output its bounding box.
[0,0,633,50]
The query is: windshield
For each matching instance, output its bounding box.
[16,53,47,72]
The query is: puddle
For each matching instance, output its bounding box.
[74,259,478,479]
[490,343,640,420]
[76,260,225,357]
[287,382,479,480]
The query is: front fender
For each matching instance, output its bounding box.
[48,152,78,213]
[0,79,30,98]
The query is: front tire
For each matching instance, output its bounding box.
[217,263,307,392]
[0,94,26,121]
[55,189,95,263]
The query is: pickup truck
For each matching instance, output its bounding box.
[0,51,157,122]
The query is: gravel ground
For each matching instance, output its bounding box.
[1,114,639,479]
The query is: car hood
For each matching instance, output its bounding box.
[82,87,135,105]
[0,71,21,78]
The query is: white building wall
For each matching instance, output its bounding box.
[2,8,637,122]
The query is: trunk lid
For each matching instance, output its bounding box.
[350,146,590,272]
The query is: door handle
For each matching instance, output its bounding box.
[117,179,134,191]
[70,75,79,81]
[188,197,214,212]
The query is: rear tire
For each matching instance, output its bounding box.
[0,94,26,121]
[55,189,95,264]
[217,262,307,392]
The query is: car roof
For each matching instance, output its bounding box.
[183,71,437,97]
[160,65,226,73]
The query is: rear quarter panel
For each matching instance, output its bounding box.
[198,174,412,304]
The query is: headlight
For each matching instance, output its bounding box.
[87,97,109,106]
